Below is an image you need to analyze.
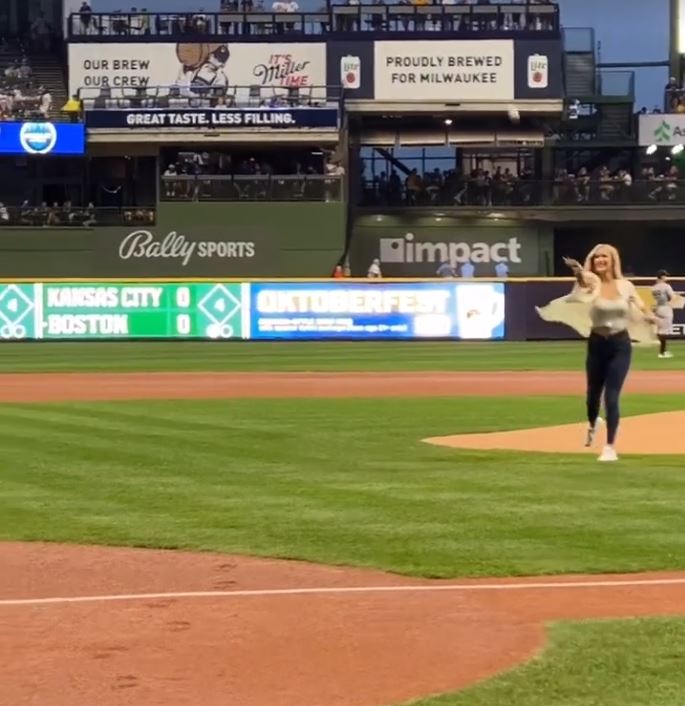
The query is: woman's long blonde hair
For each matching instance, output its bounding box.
[583,243,623,280]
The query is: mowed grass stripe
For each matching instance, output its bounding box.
[0,340,683,372]
[2,396,685,577]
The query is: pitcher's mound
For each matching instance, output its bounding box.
[424,411,685,456]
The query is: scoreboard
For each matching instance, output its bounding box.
[0,283,247,340]
[0,280,506,341]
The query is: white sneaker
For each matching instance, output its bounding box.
[598,445,618,462]
[585,416,604,447]
[659,352,674,359]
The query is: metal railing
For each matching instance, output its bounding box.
[161,174,343,202]
[0,205,156,227]
[68,4,560,39]
[359,178,685,208]
[77,84,339,110]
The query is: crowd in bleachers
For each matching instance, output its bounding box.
[362,166,537,207]
[69,0,558,37]
[161,148,343,200]
[0,48,52,121]
[361,162,684,207]
[0,201,156,227]
[553,165,682,204]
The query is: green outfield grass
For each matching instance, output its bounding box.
[412,618,685,706]
[3,394,685,578]
[0,340,682,373]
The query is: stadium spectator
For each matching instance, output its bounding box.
[460,261,475,278]
[70,0,557,36]
[367,258,382,278]
[61,94,82,122]
[495,261,509,278]
[436,261,456,278]
[39,87,52,117]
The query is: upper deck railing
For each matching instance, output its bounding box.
[67,4,560,41]
[76,84,340,111]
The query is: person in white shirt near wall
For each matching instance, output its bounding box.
[652,270,679,359]
[367,258,382,278]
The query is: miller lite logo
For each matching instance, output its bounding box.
[341,55,361,90]
[527,54,548,89]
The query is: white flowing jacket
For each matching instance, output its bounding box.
[534,273,682,345]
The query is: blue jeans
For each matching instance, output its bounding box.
[586,330,632,445]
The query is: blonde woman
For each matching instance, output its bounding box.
[537,244,657,462]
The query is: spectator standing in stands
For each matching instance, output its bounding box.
[39,87,52,117]
[495,261,509,278]
[460,260,475,278]
[367,258,382,278]
[436,260,456,277]
[79,2,93,34]
[19,59,31,81]
[665,76,680,111]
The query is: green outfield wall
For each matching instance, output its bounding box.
[0,202,346,277]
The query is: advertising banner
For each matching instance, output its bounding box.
[68,42,326,95]
[513,39,563,100]
[350,222,553,277]
[0,282,248,340]
[249,282,505,340]
[85,107,339,129]
[638,114,685,146]
[0,122,85,156]
[3,278,683,342]
[373,40,514,101]
[326,40,375,100]
[0,203,346,278]
[94,227,275,277]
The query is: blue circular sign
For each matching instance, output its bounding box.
[19,122,58,155]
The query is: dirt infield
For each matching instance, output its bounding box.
[1,370,685,402]
[2,370,685,705]
[426,410,685,456]
[3,543,685,706]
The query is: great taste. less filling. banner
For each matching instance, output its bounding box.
[373,40,514,101]
[85,108,339,129]
[67,42,326,95]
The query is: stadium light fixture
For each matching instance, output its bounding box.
[645,144,658,155]
[672,144,684,155]
[444,118,453,126]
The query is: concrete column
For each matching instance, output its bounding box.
[670,0,681,81]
